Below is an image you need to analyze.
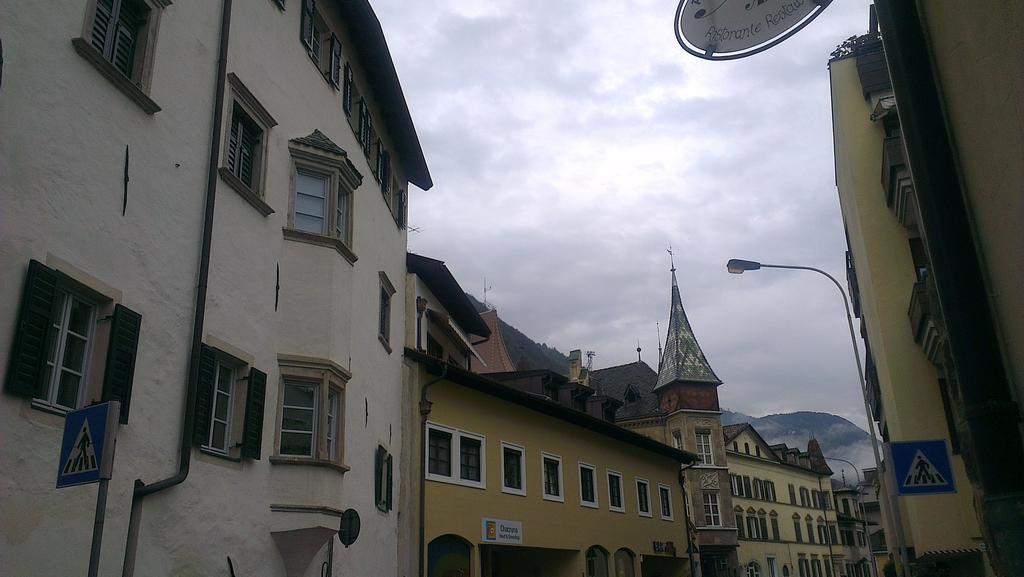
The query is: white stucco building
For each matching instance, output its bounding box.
[0,1,430,575]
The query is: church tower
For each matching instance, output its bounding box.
[656,262,738,577]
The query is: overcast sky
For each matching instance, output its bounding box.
[375,0,874,428]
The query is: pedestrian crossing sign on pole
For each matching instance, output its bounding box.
[891,439,956,496]
[56,401,119,488]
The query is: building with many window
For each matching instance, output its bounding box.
[831,481,874,577]
[592,265,740,577]
[724,423,841,577]
[1,1,428,575]
[828,10,996,576]
[401,254,697,577]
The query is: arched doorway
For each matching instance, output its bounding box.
[586,546,610,577]
[428,534,472,577]
[613,548,636,577]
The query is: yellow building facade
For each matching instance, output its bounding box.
[400,254,697,577]
[828,23,992,576]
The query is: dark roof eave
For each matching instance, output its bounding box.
[333,0,431,190]
[406,349,696,464]
[407,253,490,337]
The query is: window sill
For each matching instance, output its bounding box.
[71,38,160,115]
[30,399,72,418]
[219,168,274,216]
[542,494,565,503]
[378,334,392,354]
[609,507,625,514]
[501,487,527,497]
[199,446,243,463]
[426,474,486,490]
[282,227,358,264]
[269,455,350,473]
[581,501,599,509]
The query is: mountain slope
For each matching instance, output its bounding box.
[466,294,570,375]
[723,409,873,481]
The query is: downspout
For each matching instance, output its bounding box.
[121,1,232,575]
[418,363,448,577]
[678,462,696,577]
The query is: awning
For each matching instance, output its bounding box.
[915,547,984,562]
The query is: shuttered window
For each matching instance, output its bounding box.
[241,367,266,459]
[329,34,342,88]
[392,187,406,227]
[358,99,373,155]
[375,446,393,511]
[226,104,263,189]
[90,0,149,79]
[5,260,140,422]
[300,0,316,53]
[342,64,354,115]
[378,285,391,343]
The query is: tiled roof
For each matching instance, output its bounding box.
[473,309,516,374]
[654,270,722,390]
[590,360,662,420]
[291,130,348,157]
[723,423,748,443]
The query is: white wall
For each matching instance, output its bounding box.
[0,1,413,575]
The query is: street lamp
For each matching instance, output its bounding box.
[725,258,908,576]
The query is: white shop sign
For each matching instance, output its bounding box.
[675,0,831,60]
[481,518,523,545]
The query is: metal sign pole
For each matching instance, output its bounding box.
[88,477,111,577]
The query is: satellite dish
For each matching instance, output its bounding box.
[338,509,361,548]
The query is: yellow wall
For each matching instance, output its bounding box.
[421,369,691,577]
[728,430,839,576]
[829,57,984,557]
[920,2,1024,407]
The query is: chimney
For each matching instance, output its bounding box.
[569,349,582,382]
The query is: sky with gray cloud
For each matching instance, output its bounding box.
[374,0,874,428]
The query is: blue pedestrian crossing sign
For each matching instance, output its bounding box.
[56,401,119,488]
[891,439,956,496]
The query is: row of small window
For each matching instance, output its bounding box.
[792,518,838,546]
[730,474,778,502]
[425,423,675,519]
[736,511,781,541]
[743,556,834,577]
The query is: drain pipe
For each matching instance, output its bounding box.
[677,462,696,577]
[121,1,232,575]
[418,363,448,577]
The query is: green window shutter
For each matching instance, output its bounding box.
[342,64,353,115]
[241,367,267,459]
[191,344,217,446]
[101,304,142,423]
[376,446,385,510]
[301,0,315,51]
[386,453,394,511]
[329,34,341,88]
[91,0,115,54]
[5,260,59,398]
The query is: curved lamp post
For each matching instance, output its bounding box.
[725,258,908,576]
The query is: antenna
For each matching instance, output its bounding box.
[656,322,663,368]
[667,244,676,272]
[483,277,493,309]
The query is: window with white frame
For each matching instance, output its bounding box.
[40,290,96,411]
[501,442,525,495]
[280,380,318,457]
[205,360,236,454]
[579,462,597,507]
[542,453,563,501]
[696,430,713,464]
[658,484,673,520]
[275,359,347,464]
[425,423,485,488]
[607,470,624,512]
[636,478,651,517]
[702,492,721,526]
[747,562,762,577]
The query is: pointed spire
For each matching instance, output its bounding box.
[654,261,722,390]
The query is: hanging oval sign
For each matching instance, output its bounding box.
[675,0,831,60]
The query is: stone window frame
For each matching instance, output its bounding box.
[218,73,277,216]
[73,0,169,114]
[269,355,349,473]
[283,139,361,264]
